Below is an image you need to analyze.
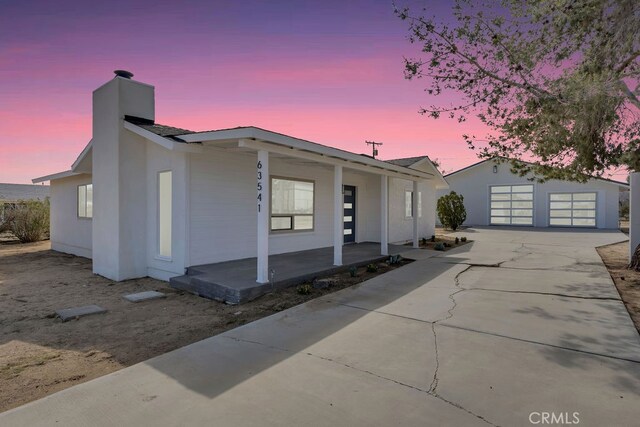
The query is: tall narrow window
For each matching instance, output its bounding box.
[405,190,413,218]
[78,184,93,218]
[418,192,422,218]
[158,171,172,258]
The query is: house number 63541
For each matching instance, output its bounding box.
[257,160,263,212]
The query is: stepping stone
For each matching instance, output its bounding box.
[123,291,166,303]
[56,305,107,322]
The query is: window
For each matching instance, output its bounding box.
[405,191,413,218]
[77,184,93,218]
[271,177,314,231]
[418,192,422,218]
[158,171,172,258]
[489,184,533,225]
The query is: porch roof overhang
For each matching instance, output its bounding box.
[177,127,434,181]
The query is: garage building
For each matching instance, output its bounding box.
[439,158,628,229]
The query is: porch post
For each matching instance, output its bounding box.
[630,172,640,262]
[380,175,389,256]
[257,150,269,283]
[334,165,343,266]
[412,180,419,248]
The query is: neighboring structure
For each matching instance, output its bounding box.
[0,183,49,202]
[33,71,448,294]
[439,158,628,229]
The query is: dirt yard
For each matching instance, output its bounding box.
[597,241,640,333]
[0,239,411,412]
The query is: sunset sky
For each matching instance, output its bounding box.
[0,0,603,184]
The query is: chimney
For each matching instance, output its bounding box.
[91,71,154,281]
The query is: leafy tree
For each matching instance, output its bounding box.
[396,0,639,181]
[437,191,467,230]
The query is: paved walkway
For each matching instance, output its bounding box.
[2,228,640,426]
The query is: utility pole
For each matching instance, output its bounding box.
[365,140,383,159]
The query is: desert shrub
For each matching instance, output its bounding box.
[0,203,15,233]
[10,199,50,243]
[366,263,379,273]
[348,266,358,277]
[297,284,313,295]
[620,199,629,219]
[388,254,402,265]
[430,235,436,242]
[434,242,445,251]
[461,236,467,242]
[420,237,427,246]
[437,191,467,231]
[455,237,460,244]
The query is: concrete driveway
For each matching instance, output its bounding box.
[2,228,640,426]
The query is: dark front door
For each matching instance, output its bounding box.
[343,185,356,243]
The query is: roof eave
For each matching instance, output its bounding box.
[180,127,435,179]
[32,170,84,184]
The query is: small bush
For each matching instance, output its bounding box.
[11,199,50,243]
[455,237,460,244]
[430,235,436,242]
[388,254,402,265]
[434,242,445,251]
[420,237,427,246]
[297,284,313,295]
[461,236,467,242]
[444,242,451,248]
[437,191,467,231]
[366,263,379,273]
[0,204,15,233]
[349,266,358,277]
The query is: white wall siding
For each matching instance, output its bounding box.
[389,178,434,243]
[188,150,387,267]
[50,175,93,259]
[440,161,622,229]
[145,141,189,280]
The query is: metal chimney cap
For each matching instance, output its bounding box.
[114,70,134,79]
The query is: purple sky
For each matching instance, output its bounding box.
[0,0,525,183]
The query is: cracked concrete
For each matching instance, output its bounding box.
[2,227,640,426]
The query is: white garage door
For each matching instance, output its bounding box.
[490,184,534,225]
[548,192,597,227]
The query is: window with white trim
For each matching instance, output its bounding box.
[77,184,93,218]
[271,177,314,231]
[158,171,172,258]
[405,190,413,218]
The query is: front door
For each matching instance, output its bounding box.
[343,185,356,243]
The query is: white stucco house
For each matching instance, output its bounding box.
[33,71,447,301]
[439,158,628,229]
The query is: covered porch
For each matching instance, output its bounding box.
[169,242,409,304]
[174,127,438,287]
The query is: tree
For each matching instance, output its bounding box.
[396,0,639,182]
[437,191,467,230]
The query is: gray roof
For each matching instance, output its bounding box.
[0,183,49,201]
[124,116,194,140]
[385,156,429,167]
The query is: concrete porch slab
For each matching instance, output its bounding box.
[123,291,167,303]
[170,242,407,304]
[55,305,107,322]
